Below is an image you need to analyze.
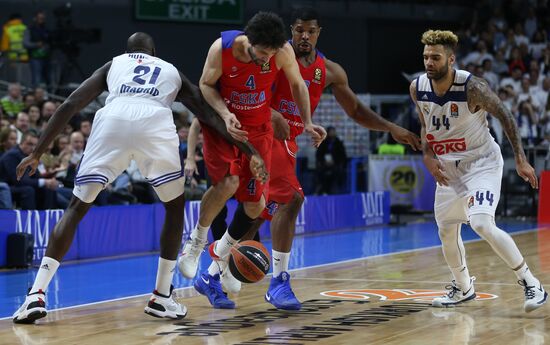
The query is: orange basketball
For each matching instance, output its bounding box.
[228,240,270,283]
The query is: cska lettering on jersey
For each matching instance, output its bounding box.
[426,134,467,155]
[226,90,267,112]
[120,83,160,96]
[229,90,266,105]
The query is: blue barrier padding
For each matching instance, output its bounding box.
[0,192,390,267]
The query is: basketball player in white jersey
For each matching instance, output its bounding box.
[12,32,267,324]
[411,30,547,312]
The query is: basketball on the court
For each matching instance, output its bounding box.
[228,240,270,283]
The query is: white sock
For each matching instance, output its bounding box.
[208,260,221,276]
[193,222,209,242]
[272,250,290,278]
[449,264,471,290]
[514,261,537,285]
[214,231,237,259]
[155,257,176,296]
[30,257,60,294]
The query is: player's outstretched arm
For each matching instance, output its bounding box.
[467,76,538,189]
[16,61,111,180]
[410,80,448,186]
[327,59,421,151]
[277,43,326,146]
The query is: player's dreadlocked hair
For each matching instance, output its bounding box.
[421,30,458,52]
[245,11,287,49]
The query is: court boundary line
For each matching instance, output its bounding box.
[0,226,540,321]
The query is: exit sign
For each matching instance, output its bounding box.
[135,0,244,24]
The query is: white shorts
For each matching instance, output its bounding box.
[73,102,184,203]
[434,150,503,226]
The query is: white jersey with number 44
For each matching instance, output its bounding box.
[416,69,500,162]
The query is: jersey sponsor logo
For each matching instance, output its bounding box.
[468,196,474,208]
[320,288,498,302]
[313,68,322,84]
[426,134,467,155]
[450,103,459,118]
[261,62,271,73]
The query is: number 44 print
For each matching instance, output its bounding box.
[475,191,494,206]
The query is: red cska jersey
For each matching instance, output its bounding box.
[270,49,326,140]
[219,30,280,127]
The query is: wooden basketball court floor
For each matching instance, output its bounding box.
[1,221,549,345]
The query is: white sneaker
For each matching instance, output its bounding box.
[432,277,476,308]
[178,236,207,279]
[144,286,188,320]
[220,264,242,294]
[519,279,548,313]
[13,290,47,324]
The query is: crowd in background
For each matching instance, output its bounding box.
[453,1,550,147]
[1,1,549,209]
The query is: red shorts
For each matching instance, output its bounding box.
[202,121,273,203]
[261,138,303,220]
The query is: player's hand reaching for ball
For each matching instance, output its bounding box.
[389,125,422,151]
[424,155,448,186]
[304,123,327,147]
[249,154,269,184]
[223,112,248,142]
[516,159,538,189]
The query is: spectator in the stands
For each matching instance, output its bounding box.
[79,118,92,143]
[492,49,510,75]
[23,92,36,109]
[0,83,24,120]
[33,87,46,106]
[0,131,58,209]
[13,111,30,143]
[27,104,41,130]
[23,10,51,88]
[41,100,56,123]
[482,58,499,90]
[0,127,17,157]
[462,40,493,67]
[500,66,523,93]
[316,126,347,195]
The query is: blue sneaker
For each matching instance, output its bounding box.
[194,272,235,309]
[265,272,301,310]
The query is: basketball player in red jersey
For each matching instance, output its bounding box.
[241,7,422,310]
[190,11,326,309]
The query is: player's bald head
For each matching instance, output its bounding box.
[126,32,155,55]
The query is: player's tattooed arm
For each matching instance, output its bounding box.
[466,76,526,161]
[467,76,538,188]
